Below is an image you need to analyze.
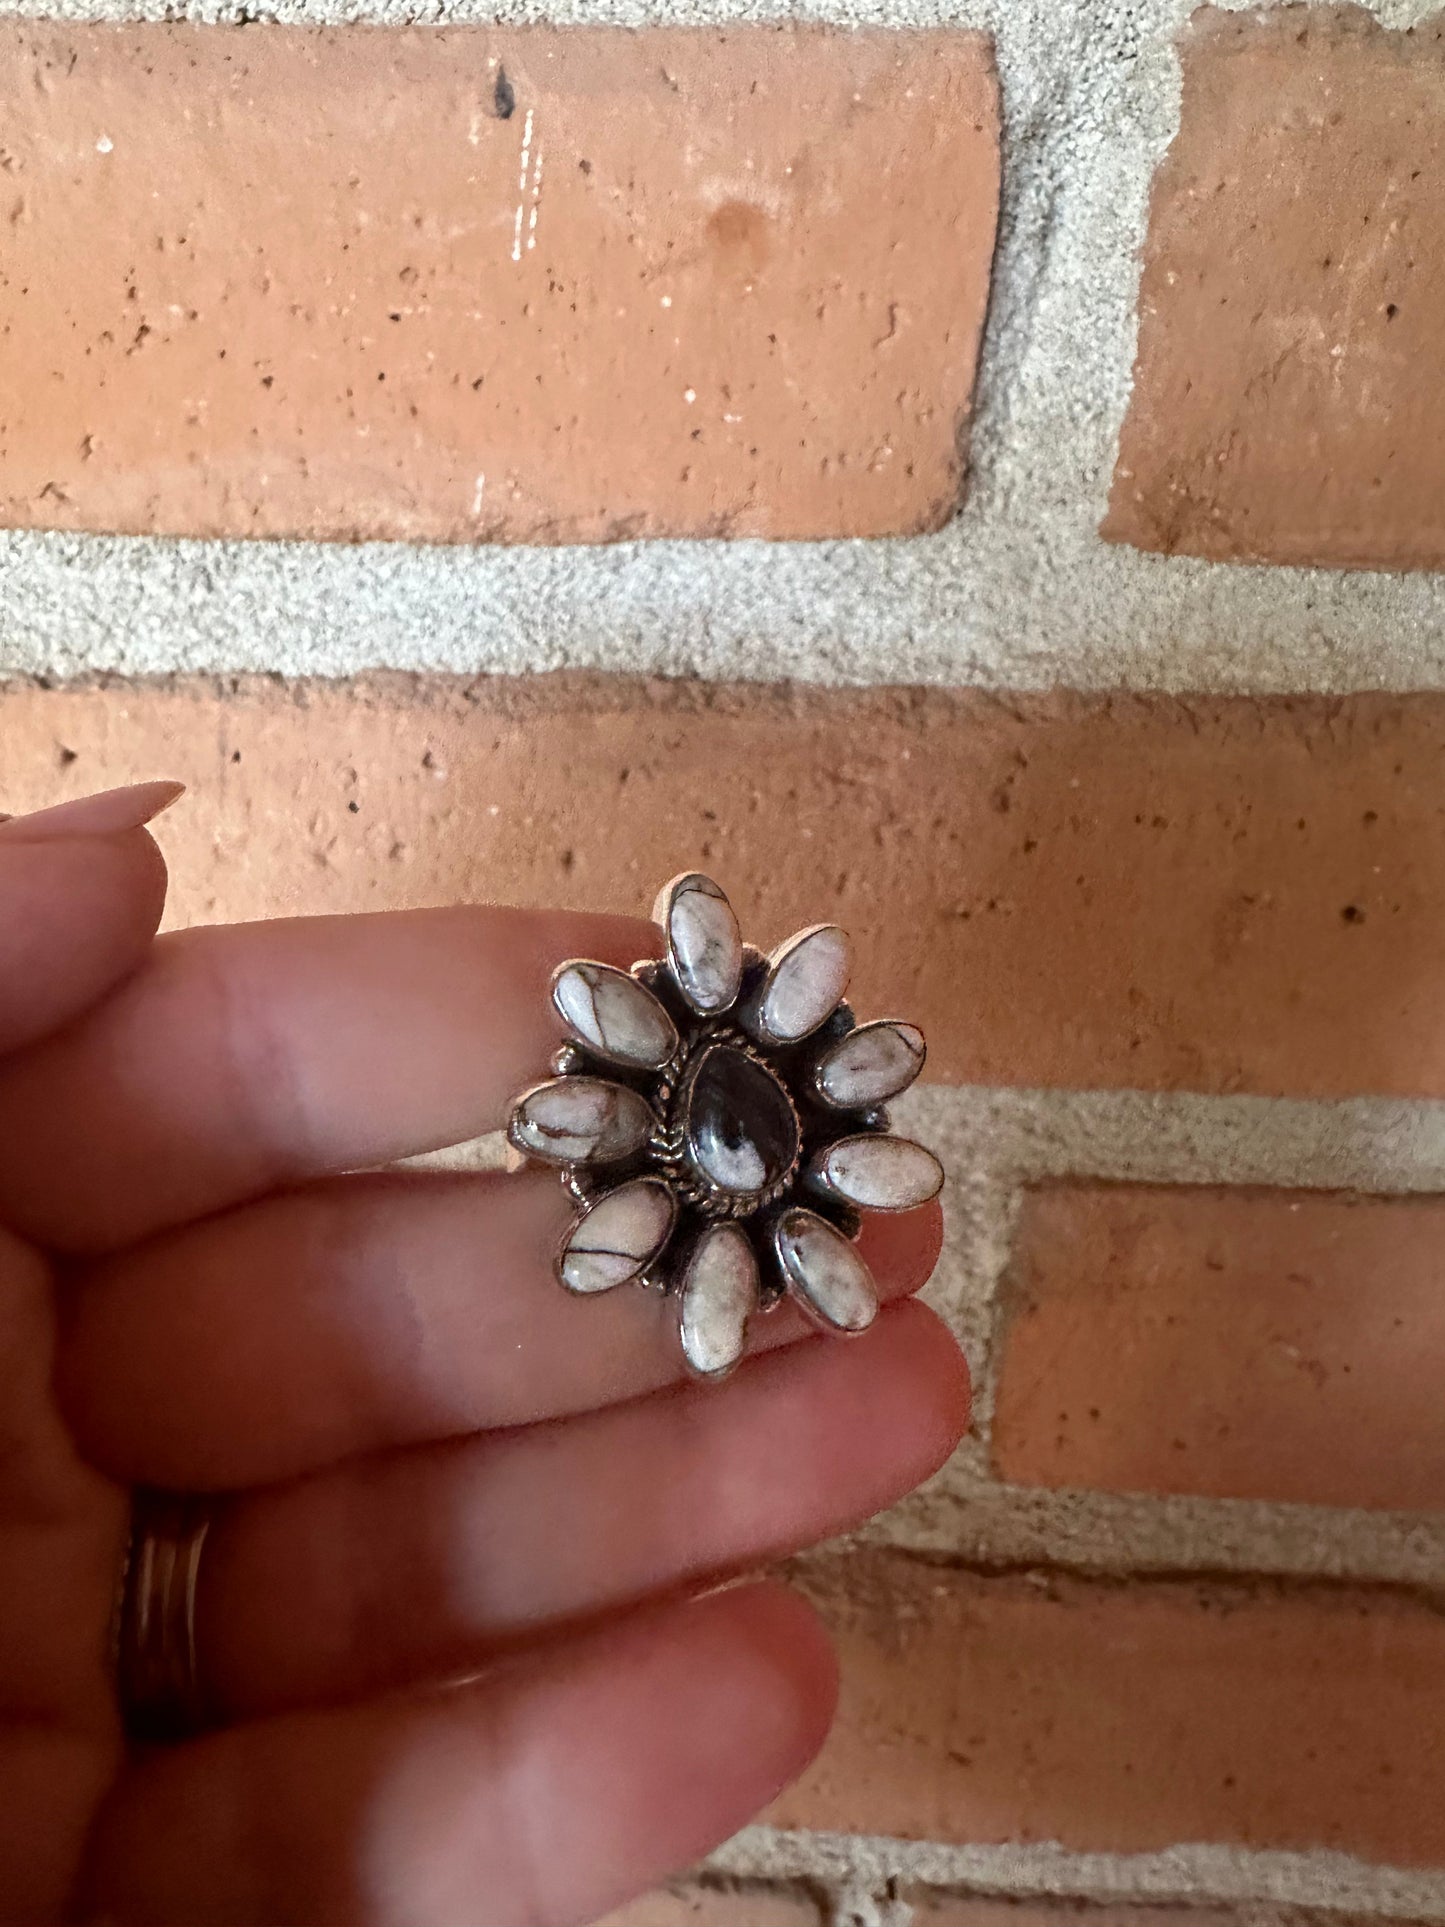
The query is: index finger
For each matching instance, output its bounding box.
[0,827,167,1057]
[0,906,650,1254]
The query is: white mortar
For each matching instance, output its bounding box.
[2,0,1445,690]
[714,1826,1445,1920]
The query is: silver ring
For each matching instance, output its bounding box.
[507,873,943,1381]
[115,1490,213,1743]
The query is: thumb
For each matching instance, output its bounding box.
[0,781,180,1057]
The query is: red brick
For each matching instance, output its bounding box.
[1106,8,1445,568]
[992,1184,1445,1512]
[11,679,1445,1096]
[773,1554,1445,1866]
[0,24,998,544]
[594,1882,821,1927]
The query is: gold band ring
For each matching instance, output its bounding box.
[115,1490,213,1743]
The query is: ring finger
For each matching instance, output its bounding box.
[196,1300,967,1721]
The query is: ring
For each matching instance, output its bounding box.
[507,873,943,1380]
[115,1489,213,1742]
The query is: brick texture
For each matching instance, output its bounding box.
[0,24,997,544]
[773,1553,1445,1866]
[1105,7,1445,569]
[10,679,1445,1098]
[993,1184,1445,1512]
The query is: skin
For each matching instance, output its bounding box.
[0,785,968,1927]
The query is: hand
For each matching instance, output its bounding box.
[0,783,967,1927]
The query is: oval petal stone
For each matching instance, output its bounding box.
[812,1134,944,1211]
[678,1223,759,1378]
[552,960,678,1070]
[774,1208,878,1334]
[685,1044,799,1196]
[508,1077,655,1167]
[815,1020,927,1109]
[745,924,851,1045]
[558,1178,677,1293]
[655,872,743,1015]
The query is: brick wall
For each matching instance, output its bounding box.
[6,4,1445,1927]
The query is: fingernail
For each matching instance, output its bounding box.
[0,780,186,841]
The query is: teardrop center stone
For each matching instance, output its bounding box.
[685,1045,799,1195]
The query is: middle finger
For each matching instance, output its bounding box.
[60,1169,945,1488]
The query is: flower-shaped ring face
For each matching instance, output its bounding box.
[507,873,942,1380]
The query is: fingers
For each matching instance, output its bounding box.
[60,1167,944,1487]
[0,905,652,1254]
[198,1301,966,1720]
[0,783,171,1923]
[0,1730,120,1924]
[84,1582,836,1927]
[0,782,176,1057]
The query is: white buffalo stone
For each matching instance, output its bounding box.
[508,1077,655,1166]
[745,924,850,1045]
[678,1222,759,1378]
[655,872,743,1015]
[813,1134,943,1211]
[774,1208,878,1333]
[814,1020,926,1108]
[558,1178,677,1293]
[552,960,678,1070]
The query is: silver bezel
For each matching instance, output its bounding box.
[650,1024,802,1221]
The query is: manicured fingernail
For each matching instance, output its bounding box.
[0,780,185,841]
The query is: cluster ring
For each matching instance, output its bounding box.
[507,873,943,1379]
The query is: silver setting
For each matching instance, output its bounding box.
[814,1019,926,1110]
[506,874,942,1380]
[651,1025,802,1219]
[654,872,743,1015]
[558,1177,678,1294]
[774,1207,879,1335]
[808,1134,945,1213]
[679,1222,760,1379]
[550,960,678,1071]
[508,1076,656,1167]
[739,923,851,1046]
